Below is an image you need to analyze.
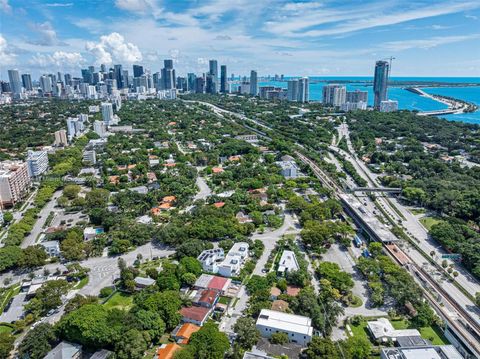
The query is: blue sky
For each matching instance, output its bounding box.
[1,0,480,78]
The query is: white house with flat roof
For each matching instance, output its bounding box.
[256,309,313,346]
[367,318,421,343]
[277,250,300,275]
[381,345,462,359]
[218,242,249,277]
[197,248,225,273]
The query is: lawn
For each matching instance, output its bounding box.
[218,296,231,305]
[391,319,449,345]
[410,208,426,215]
[0,324,13,334]
[73,277,89,290]
[0,285,20,313]
[420,217,443,231]
[349,318,449,347]
[103,292,133,311]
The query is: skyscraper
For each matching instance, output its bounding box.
[298,77,309,103]
[114,64,123,89]
[40,75,53,94]
[161,59,175,90]
[220,65,227,93]
[346,90,368,103]
[322,84,346,106]
[287,79,299,101]
[373,60,389,110]
[8,70,22,95]
[21,74,33,91]
[187,73,196,92]
[250,70,258,96]
[101,102,114,126]
[133,64,144,78]
[207,60,218,94]
[81,68,93,85]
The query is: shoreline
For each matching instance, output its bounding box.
[406,87,478,116]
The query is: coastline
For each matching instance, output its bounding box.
[405,87,478,116]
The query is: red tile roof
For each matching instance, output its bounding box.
[213,202,225,208]
[198,289,218,305]
[174,323,200,344]
[179,306,210,322]
[208,276,229,291]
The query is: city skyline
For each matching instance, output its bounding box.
[1,0,480,79]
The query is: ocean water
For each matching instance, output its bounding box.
[258,77,480,125]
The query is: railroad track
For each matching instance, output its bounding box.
[297,151,480,355]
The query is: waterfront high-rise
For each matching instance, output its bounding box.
[298,77,309,103]
[250,70,258,96]
[21,74,33,91]
[373,60,389,110]
[8,70,22,95]
[346,90,368,103]
[220,65,227,93]
[322,84,346,106]
[287,79,299,101]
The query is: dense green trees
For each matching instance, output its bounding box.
[233,317,260,350]
[316,262,354,294]
[177,322,230,359]
[347,110,480,279]
[18,323,56,359]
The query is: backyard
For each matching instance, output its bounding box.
[348,317,449,347]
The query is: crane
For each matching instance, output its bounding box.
[383,56,396,77]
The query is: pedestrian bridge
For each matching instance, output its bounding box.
[350,187,402,193]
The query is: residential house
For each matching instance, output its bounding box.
[179,306,211,326]
[277,250,300,275]
[44,341,82,359]
[193,289,219,308]
[40,240,60,257]
[156,343,181,359]
[134,276,156,290]
[197,248,225,273]
[172,323,201,344]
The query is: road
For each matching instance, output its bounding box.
[219,209,301,335]
[252,209,301,276]
[335,123,480,297]
[193,175,212,202]
[21,190,62,248]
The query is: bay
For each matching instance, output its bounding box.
[258,77,480,125]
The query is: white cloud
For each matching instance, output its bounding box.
[85,32,142,65]
[0,34,16,65]
[266,1,480,37]
[28,22,65,46]
[45,2,73,7]
[382,34,480,51]
[0,0,11,13]
[30,51,84,69]
[115,0,160,14]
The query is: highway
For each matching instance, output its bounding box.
[296,150,480,358]
[189,99,480,356]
